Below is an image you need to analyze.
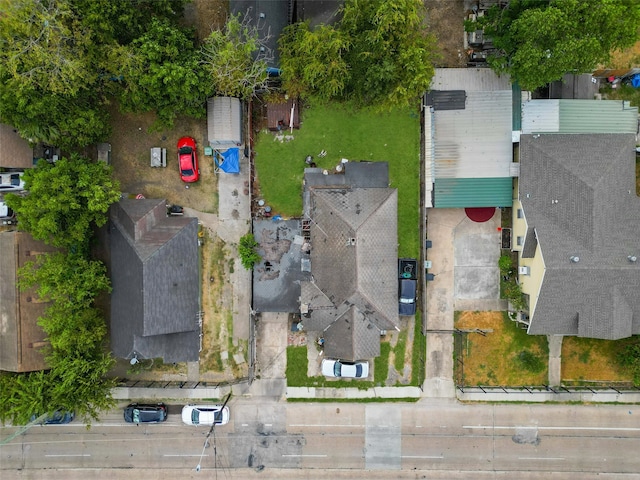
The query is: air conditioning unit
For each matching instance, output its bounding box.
[518,266,530,275]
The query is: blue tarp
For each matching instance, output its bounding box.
[631,74,640,88]
[215,148,240,173]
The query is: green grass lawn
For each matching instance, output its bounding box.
[455,311,549,386]
[286,346,375,389]
[254,102,421,257]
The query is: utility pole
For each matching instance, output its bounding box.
[195,393,231,473]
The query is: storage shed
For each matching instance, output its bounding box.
[207,97,242,147]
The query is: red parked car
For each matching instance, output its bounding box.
[177,136,199,183]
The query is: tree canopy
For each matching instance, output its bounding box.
[0,0,113,149]
[0,0,194,148]
[116,18,208,127]
[201,13,273,99]
[1,178,117,425]
[474,0,640,91]
[279,0,437,109]
[4,156,120,250]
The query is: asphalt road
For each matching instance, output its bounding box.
[2,400,639,479]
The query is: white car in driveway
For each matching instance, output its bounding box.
[182,404,229,426]
[0,171,25,193]
[0,200,15,219]
[321,359,369,378]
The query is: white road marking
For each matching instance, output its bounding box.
[163,454,209,457]
[264,423,272,426]
[45,454,90,457]
[518,457,565,461]
[282,454,327,458]
[289,424,364,428]
[463,425,640,431]
[402,455,444,459]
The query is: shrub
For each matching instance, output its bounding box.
[618,340,640,386]
[517,350,545,374]
[498,255,513,275]
[239,233,261,270]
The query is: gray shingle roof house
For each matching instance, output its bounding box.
[516,133,640,339]
[299,162,399,361]
[109,198,200,363]
[0,231,58,372]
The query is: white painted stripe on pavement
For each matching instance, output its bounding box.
[45,454,90,457]
[518,457,565,461]
[163,454,209,457]
[282,454,327,457]
[463,425,640,431]
[402,455,444,459]
[289,424,364,427]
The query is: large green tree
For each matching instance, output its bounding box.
[71,0,187,45]
[474,0,640,90]
[279,0,436,109]
[0,251,116,425]
[0,0,112,148]
[201,13,272,99]
[279,22,350,101]
[0,0,195,148]
[0,351,117,425]
[116,18,208,127]
[4,156,120,249]
[18,252,111,354]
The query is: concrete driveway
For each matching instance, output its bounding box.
[423,208,504,397]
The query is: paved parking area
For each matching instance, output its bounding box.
[424,208,503,397]
[452,209,504,311]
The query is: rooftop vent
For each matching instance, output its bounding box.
[628,255,638,263]
[570,256,580,263]
[346,238,356,246]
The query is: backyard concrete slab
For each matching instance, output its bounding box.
[453,212,501,301]
[255,312,288,380]
[454,266,500,299]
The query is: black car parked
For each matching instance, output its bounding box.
[123,403,168,424]
[30,410,75,425]
[398,258,418,316]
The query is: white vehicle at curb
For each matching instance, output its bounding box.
[321,359,369,378]
[181,404,229,426]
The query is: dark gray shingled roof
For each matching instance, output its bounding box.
[110,199,200,363]
[300,162,398,361]
[323,307,381,361]
[519,133,640,339]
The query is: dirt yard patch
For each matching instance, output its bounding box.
[608,39,640,70]
[562,337,635,386]
[188,0,228,43]
[455,311,548,386]
[425,0,468,67]
[199,229,248,381]
[107,104,217,213]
